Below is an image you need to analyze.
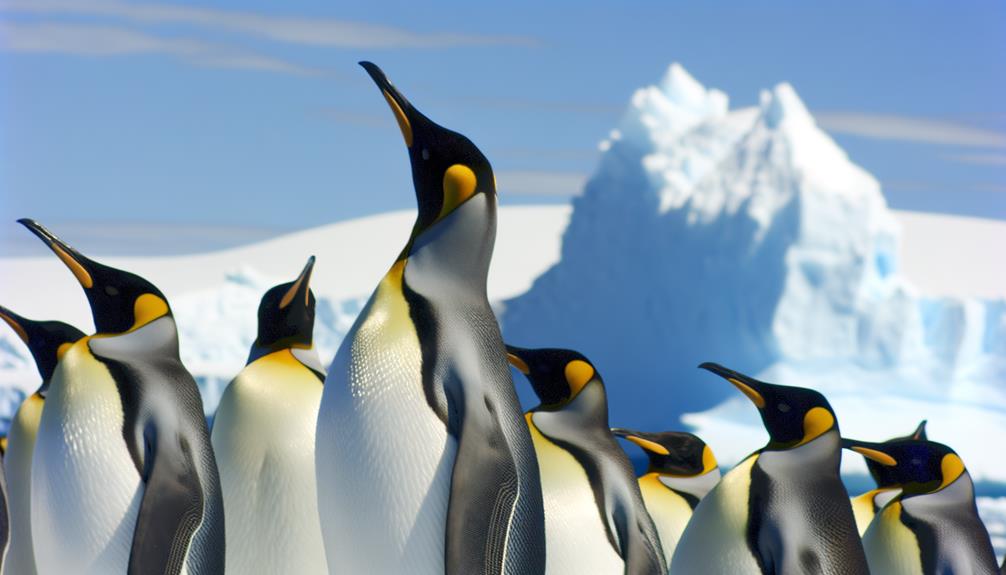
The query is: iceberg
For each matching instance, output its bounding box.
[501,64,1006,482]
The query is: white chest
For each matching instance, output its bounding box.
[315,267,455,575]
[670,455,762,575]
[211,350,326,575]
[527,415,623,575]
[31,340,142,575]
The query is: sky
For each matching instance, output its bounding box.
[1,0,1004,254]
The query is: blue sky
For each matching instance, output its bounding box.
[1,0,1004,253]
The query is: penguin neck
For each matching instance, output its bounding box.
[655,469,721,500]
[757,429,842,476]
[401,193,495,305]
[530,379,609,438]
[902,470,975,510]
[247,339,312,365]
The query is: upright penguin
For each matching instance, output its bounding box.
[211,256,327,575]
[0,306,85,575]
[20,220,224,575]
[612,428,720,569]
[670,363,868,575]
[846,437,999,574]
[314,62,545,575]
[506,345,666,575]
[850,420,927,535]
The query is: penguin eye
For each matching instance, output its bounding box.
[422,148,430,161]
[105,286,120,296]
[777,403,791,413]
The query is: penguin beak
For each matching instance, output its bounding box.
[911,420,928,441]
[360,61,417,148]
[841,438,898,467]
[279,256,316,310]
[17,219,95,290]
[504,345,531,375]
[0,305,30,344]
[611,429,671,455]
[699,362,766,408]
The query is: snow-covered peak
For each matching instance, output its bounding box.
[658,63,729,119]
[762,82,813,129]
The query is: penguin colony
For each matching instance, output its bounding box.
[0,61,1000,575]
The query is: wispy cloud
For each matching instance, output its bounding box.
[0,0,536,48]
[943,153,1006,166]
[883,180,1006,193]
[0,21,322,74]
[816,112,1006,148]
[496,170,587,197]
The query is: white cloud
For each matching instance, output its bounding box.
[496,170,587,197]
[0,21,321,75]
[0,0,535,48]
[816,112,1006,148]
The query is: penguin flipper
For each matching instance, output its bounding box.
[128,431,204,575]
[445,404,522,575]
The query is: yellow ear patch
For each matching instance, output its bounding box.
[56,342,74,361]
[52,244,93,289]
[798,407,835,446]
[506,353,530,374]
[440,164,478,219]
[851,446,897,467]
[382,90,413,147]
[133,293,169,329]
[564,359,594,397]
[624,435,670,455]
[938,453,965,490]
[702,445,718,473]
[727,377,765,408]
[0,311,28,344]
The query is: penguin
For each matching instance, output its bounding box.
[19,219,224,575]
[612,428,721,569]
[314,62,545,575]
[0,306,85,575]
[0,453,8,573]
[505,346,666,575]
[670,363,869,575]
[211,256,327,575]
[850,420,927,535]
[846,437,999,574]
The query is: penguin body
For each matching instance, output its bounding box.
[671,363,868,575]
[211,257,327,575]
[851,420,927,535]
[0,307,84,575]
[613,429,720,569]
[848,438,998,575]
[315,63,544,575]
[21,220,224,575]
[0,451,9,573]
[508,346,666,575]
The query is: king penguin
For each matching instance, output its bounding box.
[19,219,224,575]
[846,437,999,574]
[850,420,927,535]
[0,452,8,573]
[314,62,545,575]
[612,428,720,570]
[211,256,327,575]
[506,345,666,575]
[0,306,85,575]
[670,363,868,575]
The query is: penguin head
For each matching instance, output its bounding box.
[360,62,496,246]
[699,362,838,451]
[253,256,317,353]
[612,428,718,477]
[19,219,171,335]
[842,437,966,498]
[865,420,928,488]
[0,305,84,396]
[505,345,601,410]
